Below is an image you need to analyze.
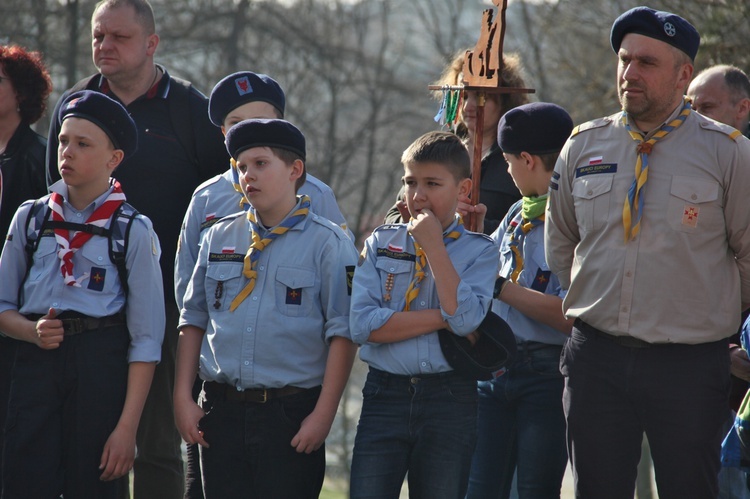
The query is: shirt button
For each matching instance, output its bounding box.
[52,302,59,307]
[622,307,628,313]
[421,361,427,367]
[259,266,264,271]
[244,361,250,366]
[587,190,593,196]
[98,256,103,261]
[246,327,252,332]
[420,301,426,306]
[625,271,632,277]
[691,194,697,200]
[252,296,258,301]
[389,267,395,272]
[236,386,242,392]
[75,212,82,218]
[219,274,225,279]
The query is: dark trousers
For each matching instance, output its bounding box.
[133,304,184,499]
[562,322,730,499]
[350,367,478,499]
[0,335,18,497]
[198,384,325,498]
[1,324,130,499]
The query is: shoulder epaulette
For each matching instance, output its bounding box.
[193,173,229,195]
[310,214,349,240]
[697,117,744,142]
[466,231,495,243]
[372,223,403,233]
[571,117,613,137]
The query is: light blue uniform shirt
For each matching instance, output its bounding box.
[174,169,352,310]
[179,198,357,390]
[350,217,497,375]
[0,181,165,363]
[492,200,568,346]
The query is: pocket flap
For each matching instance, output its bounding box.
[374,258,413,275]
[206,262,243,281]
[276,266,316,289]
[572,175,613,200]
[670,176,719,203]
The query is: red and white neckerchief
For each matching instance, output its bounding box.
[48,179,125,286]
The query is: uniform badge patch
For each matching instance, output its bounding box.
[346,265,355,296]
[235,76,253,96]
[358,247,367,267]
[286,287,302,305]
[682,205,699,228]
[575,163,617,177]
[531,269,551,292]
[88,267,106,291]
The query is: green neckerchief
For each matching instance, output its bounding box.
[521,193,548,221]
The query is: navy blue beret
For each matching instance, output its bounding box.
[497,102,573,155]
[59,90,138,158]
[209,72,286,127]
[610,6,700,61]
[225,119,305,161]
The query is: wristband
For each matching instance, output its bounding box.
[494,276,509,299]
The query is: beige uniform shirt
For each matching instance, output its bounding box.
[545,103,750,344]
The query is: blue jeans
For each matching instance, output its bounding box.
[466,342,568,499]
[350,367,478,499]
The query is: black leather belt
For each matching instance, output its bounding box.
[25,312,125,336]
[203,381,314,403]
[574,318,652,348]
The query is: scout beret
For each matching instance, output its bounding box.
[59,90,138,158]
[209,72,286,127]
[497,102,573,155]
[438,311,517,381]
[225,118,305,161]
[610,6,700,61]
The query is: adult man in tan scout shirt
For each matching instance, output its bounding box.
[545,6,750,499]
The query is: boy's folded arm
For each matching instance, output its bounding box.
[366,309,448,344]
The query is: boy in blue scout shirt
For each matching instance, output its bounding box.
[175,71,351,310]
[174,118,358,498]
[0,90,165,498]
[174,71,353,497]
[466,102,575,498]
[349,131,497,499]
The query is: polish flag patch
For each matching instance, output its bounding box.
[588,156,603,165]
[388,244,403,253]
[221,246,236,254]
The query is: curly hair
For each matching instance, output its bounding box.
[0,45,52,124]
[432,50,530,137]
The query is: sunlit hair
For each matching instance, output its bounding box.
[0,45,52,124]
[432,50,529,138]
[93,0,156,35]
[401,131,470,182]
[270,147,306,192]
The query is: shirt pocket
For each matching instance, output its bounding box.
[274,266,317,317]
[205,262,244,312]
[374,258,414,310]
[572,175,614,232]
[28,237,58,283]
[79,242,119,293]
[667,176,719,233]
